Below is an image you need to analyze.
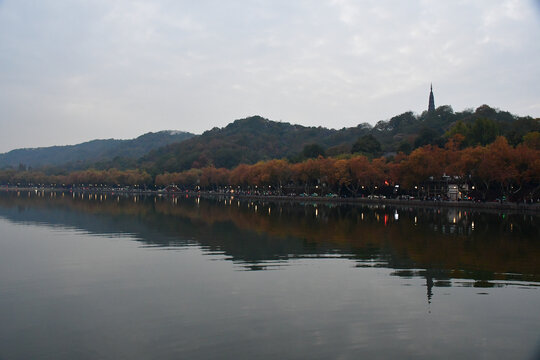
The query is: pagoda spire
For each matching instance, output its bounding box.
[428,83,435,113]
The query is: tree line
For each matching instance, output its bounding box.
[0,168,152,188]
[1,135,539,202]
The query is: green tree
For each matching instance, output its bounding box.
[445,120,470,145]
[414,128,439,148]
[469,118,499,145]
[302,144,325,158]
[397,142,412,154]
[505,118,540,145]
[523,131,540,150]
[351,135,381,155]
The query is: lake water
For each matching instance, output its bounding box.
[0,191,539,359]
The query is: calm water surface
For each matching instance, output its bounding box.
[0,191,539,359]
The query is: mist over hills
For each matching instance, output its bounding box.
[2,104,538,174]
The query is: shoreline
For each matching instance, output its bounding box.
[2,186,539,213]
[202,193,540,214]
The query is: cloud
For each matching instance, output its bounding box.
[0,0,539,152]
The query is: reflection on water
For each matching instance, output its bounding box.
[0,191,540,360]
[1,191,539,286]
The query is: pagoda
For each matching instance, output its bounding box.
[428,84,435,113]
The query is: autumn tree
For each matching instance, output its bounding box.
[475,137,517,200]
[398,145,445,189]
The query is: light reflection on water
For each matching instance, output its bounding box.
[0,191,539,359]
[2,191,540,278]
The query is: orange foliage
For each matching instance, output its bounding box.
[3,138,539,200]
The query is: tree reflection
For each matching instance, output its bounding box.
[0,191,538,293]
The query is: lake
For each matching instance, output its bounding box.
[0,191,539,359]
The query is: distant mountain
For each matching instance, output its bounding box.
[0,131,194,169]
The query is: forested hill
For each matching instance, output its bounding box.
[0,130,194,169]
[140,106,538,174]
[2,105,537,174]
[139,116,373,173]
[371,104,538,150]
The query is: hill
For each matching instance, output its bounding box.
[0,130,194,170]
[2,105,536,175]
[140,106,538,174]
[139,116,373,173]
[372,104,537,149]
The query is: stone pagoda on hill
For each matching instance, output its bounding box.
[428,84,435,113]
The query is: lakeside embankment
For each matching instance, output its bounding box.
[206,193,540,213]
[3,186,540,213]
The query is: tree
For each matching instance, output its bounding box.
[318,157,340,194]
[475,137,517,200]
[397,142,412,155]
[200,166,229,190]
[523,131,540,150]
[445,120,470,146]
[261,159,291,193]
[229,164,250,188]
[414,128,439,148]
[351,134,381,155]
[399,145,445,189]
[302,144,325,159]
[469,118,499,145]
[514,144,540,199]
[340,155,384,196]
[505,118,540,145]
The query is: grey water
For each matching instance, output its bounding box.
[0,191,539,359]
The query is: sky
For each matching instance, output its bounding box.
[1,0,539,153]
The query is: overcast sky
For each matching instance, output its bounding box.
[1,0,539,152]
